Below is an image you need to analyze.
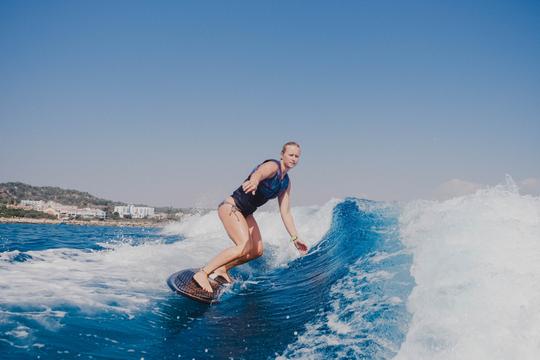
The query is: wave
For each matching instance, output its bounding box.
[395,178,540,360]
[1,198,412,359]
[277,199,413,359]
[2,178,537,359]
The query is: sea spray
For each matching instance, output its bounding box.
[395,179,540,360]
[161,199,338,268]
[0,201,336,317]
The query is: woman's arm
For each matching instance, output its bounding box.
[278,184,308,254]
[242,161,279,195]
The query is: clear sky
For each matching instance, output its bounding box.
[1,0,539,207]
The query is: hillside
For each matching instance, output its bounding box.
[0,182,123,209]
[0,182,199,215]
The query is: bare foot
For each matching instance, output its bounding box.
[193,269,213,293]
[212,268,233,284]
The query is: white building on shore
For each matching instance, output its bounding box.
[113,205,155,219]
[75,208,106,220]
[19,200,106,220]
[20,200,45,210]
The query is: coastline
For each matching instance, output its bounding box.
[0,217,169,228]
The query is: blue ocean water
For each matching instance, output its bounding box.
[0,199,413,359]
[4,187,536,359]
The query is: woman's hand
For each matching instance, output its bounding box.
[242,179,259,195]
[293,238,308,255]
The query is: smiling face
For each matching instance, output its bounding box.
[281,144,301,170]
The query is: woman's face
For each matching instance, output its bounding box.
[282,145,301,169]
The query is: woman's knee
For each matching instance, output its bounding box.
[235,244,262,261]
[235,243,252,260]
[251,243,263,259]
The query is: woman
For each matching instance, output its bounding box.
[193,141,308,293]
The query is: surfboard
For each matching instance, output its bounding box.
[167,268,224,304]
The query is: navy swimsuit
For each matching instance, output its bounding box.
[230,159,290,216]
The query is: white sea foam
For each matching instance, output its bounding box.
[395,177,540,360]
[5,325,30,338]
[162,198,338,268]
[0,200,335,323]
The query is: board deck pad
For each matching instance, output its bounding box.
[167,268,223,304]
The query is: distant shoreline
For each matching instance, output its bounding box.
[0,217,169,228]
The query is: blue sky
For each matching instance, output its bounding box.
[1,0,539,207]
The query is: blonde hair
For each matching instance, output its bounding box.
[281,141,300,154]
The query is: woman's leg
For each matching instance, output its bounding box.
[193,198,253,293]
[246,215,264,259]
[213,214,263,281]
